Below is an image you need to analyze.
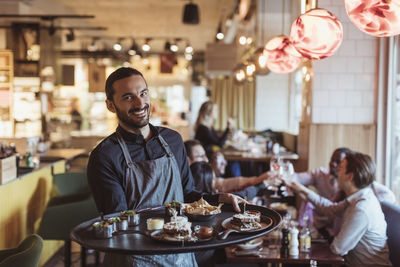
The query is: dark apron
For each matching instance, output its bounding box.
[103,131,198,267]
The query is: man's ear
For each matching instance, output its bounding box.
[106,99,116,113]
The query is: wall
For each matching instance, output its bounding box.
[254,0,299,131]
[312,0,377,124]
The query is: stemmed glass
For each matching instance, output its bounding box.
[269,157,282,198]
[281,161,294,195]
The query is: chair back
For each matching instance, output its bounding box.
[381,201,400,267]
[0,234,43,267]
[37,196,98,240]
[53,172,89,196]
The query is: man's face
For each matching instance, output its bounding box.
[106,75,150,131]
[329,151,346,177]
[337,158,352,191]
[189,145,208,164]
[211,152,227,177]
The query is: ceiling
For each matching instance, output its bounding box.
[3,0,238,53]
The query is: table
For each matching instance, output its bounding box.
[71,204,282,255]
[225,241,344,267]
[39,148,87,162]
[222,149,299,163]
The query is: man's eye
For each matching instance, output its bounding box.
[141,91,148,97]
[124,96,133,100]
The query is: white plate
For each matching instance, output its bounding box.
[237,237,263,250]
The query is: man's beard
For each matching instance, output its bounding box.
[114,104,150,130]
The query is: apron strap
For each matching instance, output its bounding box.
[158,135,174,157]
[116,131,134,167]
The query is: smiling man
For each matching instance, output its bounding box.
[289,152,392,267]
[87,67,244,267]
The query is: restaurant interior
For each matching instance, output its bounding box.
[0,0,399,266]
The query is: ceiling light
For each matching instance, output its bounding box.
[185,53,193,61]
[264,35,301,74]
[142,38,151,52]
[234,68,246,82]
[183,1,200,24]
[246,37,253,45]
[170,43,179,52]
[185,44,193,53]
[66,28,75,42]
[215,22,224,41]
[87,38,98,51]
[239,36,247,45]
[345,0,400,37]
[290,8,343,60]
[245,62,256,76]
[113,41,122,51]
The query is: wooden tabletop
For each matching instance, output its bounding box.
[39,148,87,162]
[225,241,344,266]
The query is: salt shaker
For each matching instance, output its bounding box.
[289,227,299,256]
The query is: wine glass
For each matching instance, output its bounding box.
[269,157,282,198]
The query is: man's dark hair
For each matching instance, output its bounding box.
[332,147,352,155]
[184,139,202,159]
[105,67,145,100]
[345,152,375,189]
[190,161,214,193]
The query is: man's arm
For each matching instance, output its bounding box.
[330,208,368,255]
[87,149,128,214]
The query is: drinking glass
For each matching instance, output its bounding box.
[269,157,282,198]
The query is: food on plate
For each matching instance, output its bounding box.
[231,210,262,231]
[163,217,193,240]
[165,200,182,216]
[183,197,223,215]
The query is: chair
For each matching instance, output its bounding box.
[381,201,400,267]
[38,172,99,267]
[53,172,90,196]
[0,234,43,267]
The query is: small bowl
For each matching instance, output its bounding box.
[117,216,129,231]
[194,225,214,239]
[237,237,263,250]
[146,218,164,231]
[184,212,218,222]
[93,222,113,239]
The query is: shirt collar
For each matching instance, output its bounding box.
[345,186,371,204]
[117,124,159,144]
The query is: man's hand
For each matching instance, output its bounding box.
[218,193,247,212]
[287,180,310,200]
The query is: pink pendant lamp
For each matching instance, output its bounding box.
[345,0,400,37]
[264,36,302,74]
[290,8,343,60]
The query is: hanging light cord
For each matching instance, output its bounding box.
[282,0,286,34]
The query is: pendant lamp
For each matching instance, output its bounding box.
[290,8,343,60]
[264,36,302,74]
[345,0,400,37]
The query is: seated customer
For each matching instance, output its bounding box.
[185,140,268,193]
[289,152,392,267]
[190,161,265,200]
[289,147,395,236]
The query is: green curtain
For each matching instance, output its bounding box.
[210,76,255,131]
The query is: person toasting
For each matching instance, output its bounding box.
[87,68,244,267]
[289,152,392,267]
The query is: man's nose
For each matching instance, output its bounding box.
[133,96,146,108]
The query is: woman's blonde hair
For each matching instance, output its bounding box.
[194,101,215,132]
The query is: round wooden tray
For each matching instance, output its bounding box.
[70,203,282,255]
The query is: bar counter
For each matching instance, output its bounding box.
[0,148,86,266]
